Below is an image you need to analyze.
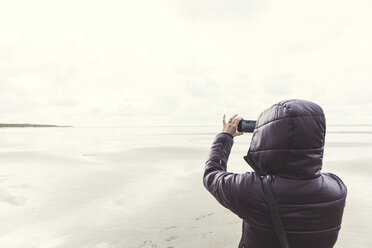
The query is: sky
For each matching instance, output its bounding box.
[0,0,371,126]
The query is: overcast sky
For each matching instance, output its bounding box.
[0,0,371,126]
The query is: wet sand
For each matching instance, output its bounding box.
[0,134,371,247]
[117,152,372,248]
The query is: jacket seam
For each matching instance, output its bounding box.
[248,147,324,153]
[243,220,341,233]
[284,225,341,234]
[255,114,325,130]
[249,196,345,206]
[279,197,346,206]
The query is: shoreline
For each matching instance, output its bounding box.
[0,123,72,128]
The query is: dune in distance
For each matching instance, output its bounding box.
[0,123,72,128]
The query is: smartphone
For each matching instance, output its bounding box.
[238,120,256,133]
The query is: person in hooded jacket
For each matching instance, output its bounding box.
[203,99,347,248]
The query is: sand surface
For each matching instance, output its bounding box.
[0,126,371,247]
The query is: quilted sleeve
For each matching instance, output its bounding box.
[203,132,246,217]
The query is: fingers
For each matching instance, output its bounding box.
[224,114,243,128]
[222,113,246,137]
[232,131,245,137]
[225,114,242,127]
[233,117,240,127]
[229,114,238,123]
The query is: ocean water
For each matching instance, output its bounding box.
[0,125,372,152]
[0,125,371,160]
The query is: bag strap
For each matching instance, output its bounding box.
[261,175,290,248]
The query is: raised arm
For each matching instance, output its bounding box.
[203,114,246,217]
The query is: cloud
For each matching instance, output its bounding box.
[173,0,269,20]
[0,0,371,126]
[260,74,295,95]
[48,98,79,107]
[0,189,26,206]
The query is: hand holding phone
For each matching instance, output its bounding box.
[222,114,245,137]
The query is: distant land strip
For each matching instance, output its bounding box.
[0,123,73,128]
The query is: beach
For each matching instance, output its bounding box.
[0,126,371,248]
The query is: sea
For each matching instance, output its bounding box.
[0,124,371,161]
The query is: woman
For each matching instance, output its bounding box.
[203,99,347,248]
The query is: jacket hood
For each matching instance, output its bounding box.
[243,99,326,179]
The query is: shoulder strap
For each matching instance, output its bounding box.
[261,175,290,248]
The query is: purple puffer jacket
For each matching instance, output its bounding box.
[203,99,347,248]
